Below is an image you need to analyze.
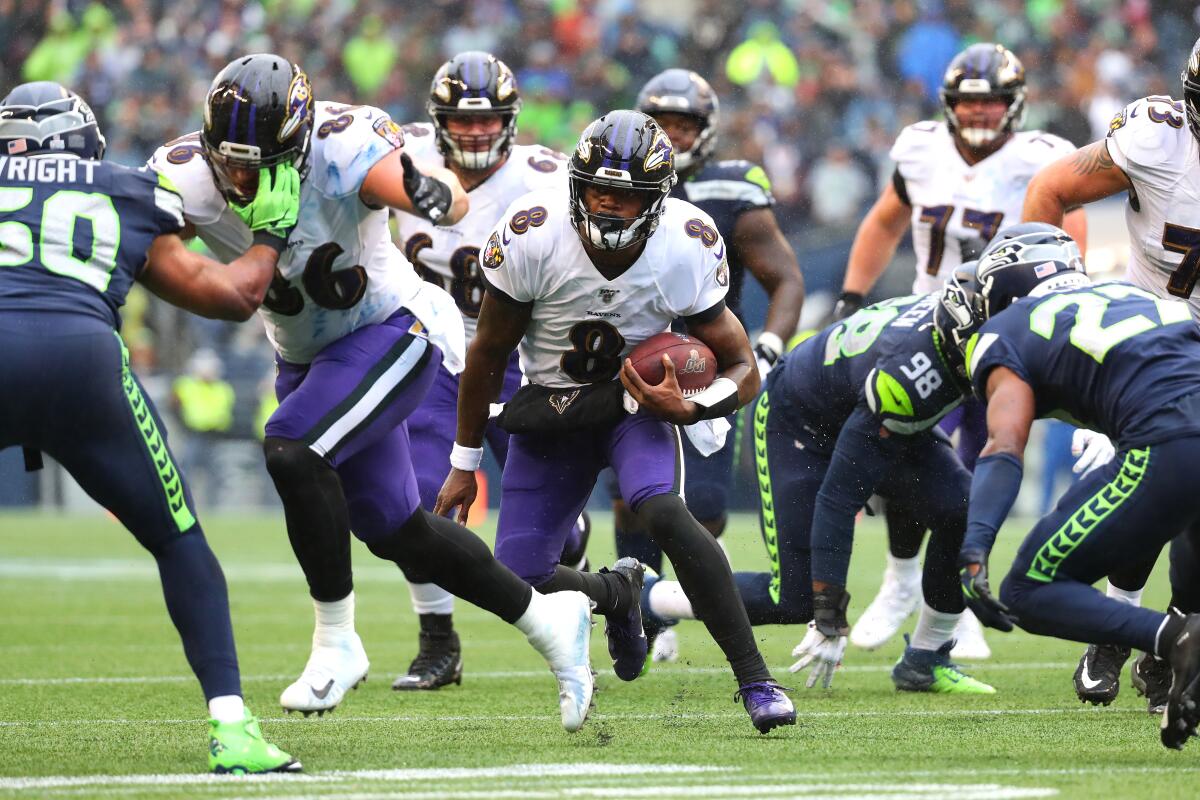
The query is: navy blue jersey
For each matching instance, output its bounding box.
[675,159,773,316]
[773,293,965,448]
[0,155,185,329]
[969,282,1200,448]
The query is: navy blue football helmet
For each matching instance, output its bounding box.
[974,223,1088,320]
[935,260,982,384]
[202,53,314,203]
[940,43,1026,149]
[1182,36,1200,143]
[568,110,676,251]
[636,69,719,175]
[428,51,521,170]
[0,82,105,160]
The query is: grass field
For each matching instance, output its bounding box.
[0,510,1195,799]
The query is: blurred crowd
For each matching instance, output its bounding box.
[1,0,1196,506]
[3,0,1195,232]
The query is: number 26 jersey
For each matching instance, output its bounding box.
[480,189,729,390]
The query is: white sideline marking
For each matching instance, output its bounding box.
[229,784,1057,800]
[0,663,1078,687]
[0,763,726,791]
[0,707,1144,728]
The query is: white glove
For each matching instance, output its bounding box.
[1071,428,1115,476]
[755,353,773,382]
[789,620,848,688]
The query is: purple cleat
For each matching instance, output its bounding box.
[601,558,648,681]
[736,681,797,734]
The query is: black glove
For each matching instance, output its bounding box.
[812,586,851,637]
[400,152,453,224]
[831,290,865,322]
[959,552,1016,632]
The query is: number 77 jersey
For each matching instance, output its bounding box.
[967,282,1200,448]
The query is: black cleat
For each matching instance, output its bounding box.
[392,630,463,691]
[1133,651,1171,714]
[1073,643,1130,706]
[1162,614,1200,750]
[601,557,648,681]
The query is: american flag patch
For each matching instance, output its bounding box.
[7,139,27,154]
[1034,262,1057,278]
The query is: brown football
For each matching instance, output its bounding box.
[628,332,717,396]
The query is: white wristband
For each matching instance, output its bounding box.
[450,443,484,471]
[755,331,785,359]
[691,376,738,409]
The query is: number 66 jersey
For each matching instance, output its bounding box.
[150,101,454,365]
[480,188,729,389]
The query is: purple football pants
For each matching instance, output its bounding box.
[265,309,441,542]
[496,412,682,586]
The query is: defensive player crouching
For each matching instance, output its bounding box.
[435,110,796,734]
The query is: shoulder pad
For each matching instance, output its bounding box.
[686,160,773,205]
[513,145,570,190]
[866,336,962,434]
[1009,130,1077,169]
[396,121,440,166]
[311,102,400,197]
[1107,96,1191,175]
[889,120,947,182]
[149,135,226,226]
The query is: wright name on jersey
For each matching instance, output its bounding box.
[393,122,567,342]
[1106,96,1200,319]
[892,121,1074,293]
[480,188,729,389]
[150,101,461,366]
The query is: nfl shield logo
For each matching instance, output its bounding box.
[598,288,619,304]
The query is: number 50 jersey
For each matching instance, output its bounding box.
[891,121,1074,294]
[480,189,729,389]
[393,122,567,343]
[150,101,443,365]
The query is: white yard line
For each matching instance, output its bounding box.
[0,663,1078,687]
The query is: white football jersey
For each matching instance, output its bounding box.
[150,101,455,365]
[1106,96,1200,320]
[481,189,730,389]
[891,121,1075,293]
[392,122,567,341]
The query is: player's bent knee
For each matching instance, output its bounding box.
[636,492,690,538]
[262,436,326,486]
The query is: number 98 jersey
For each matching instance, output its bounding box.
[392,123,567,343]
[891,121,1074,294]
[1105,96,1200,319]
[773,293,965,449]
[480,189,729,389]
[150,101,433,364]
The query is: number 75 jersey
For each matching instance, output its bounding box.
[1106,96,1200,319]
[479,189,729,389]
[891,121,1074,294]
[967,282,1200,448]
[392,123,568,343]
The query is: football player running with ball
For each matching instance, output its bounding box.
[151,54,596,733]
[607,69,804,666]
[1021,36,1200,712]
[0,81,298,772]
[833,43,1085,661]
[435,110,796,734]
[952,228,1200,751]
[392,52,591,692]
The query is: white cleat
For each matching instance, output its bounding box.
[523,590,594,733]
[850,569,921,650]
[950,608,991,660]
[652,627,679,663]
[279,631,369,716]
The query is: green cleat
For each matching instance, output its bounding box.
[209,710,302,774]
[891,635,996,694]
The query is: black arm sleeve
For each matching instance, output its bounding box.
[891,167,912,207]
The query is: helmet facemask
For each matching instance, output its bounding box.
[943,86,1026,149]
[569,173,672,251]
[936,264,983,383]
[429,103,520,171]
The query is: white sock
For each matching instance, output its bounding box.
[514,589,548,636]
[208,694,245,724]
[649,580,694,621]
[409,582,455,616]
[909,602,960,651]
[1106,581,1144,607]
[314,592,355,644]
[886,553,921,585]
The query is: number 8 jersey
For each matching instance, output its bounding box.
[392,123,567,343]
[150,101,447,365]
[480,188,729,389]
[891,121,1074,294]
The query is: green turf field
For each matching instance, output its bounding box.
[0,510,1195,799]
